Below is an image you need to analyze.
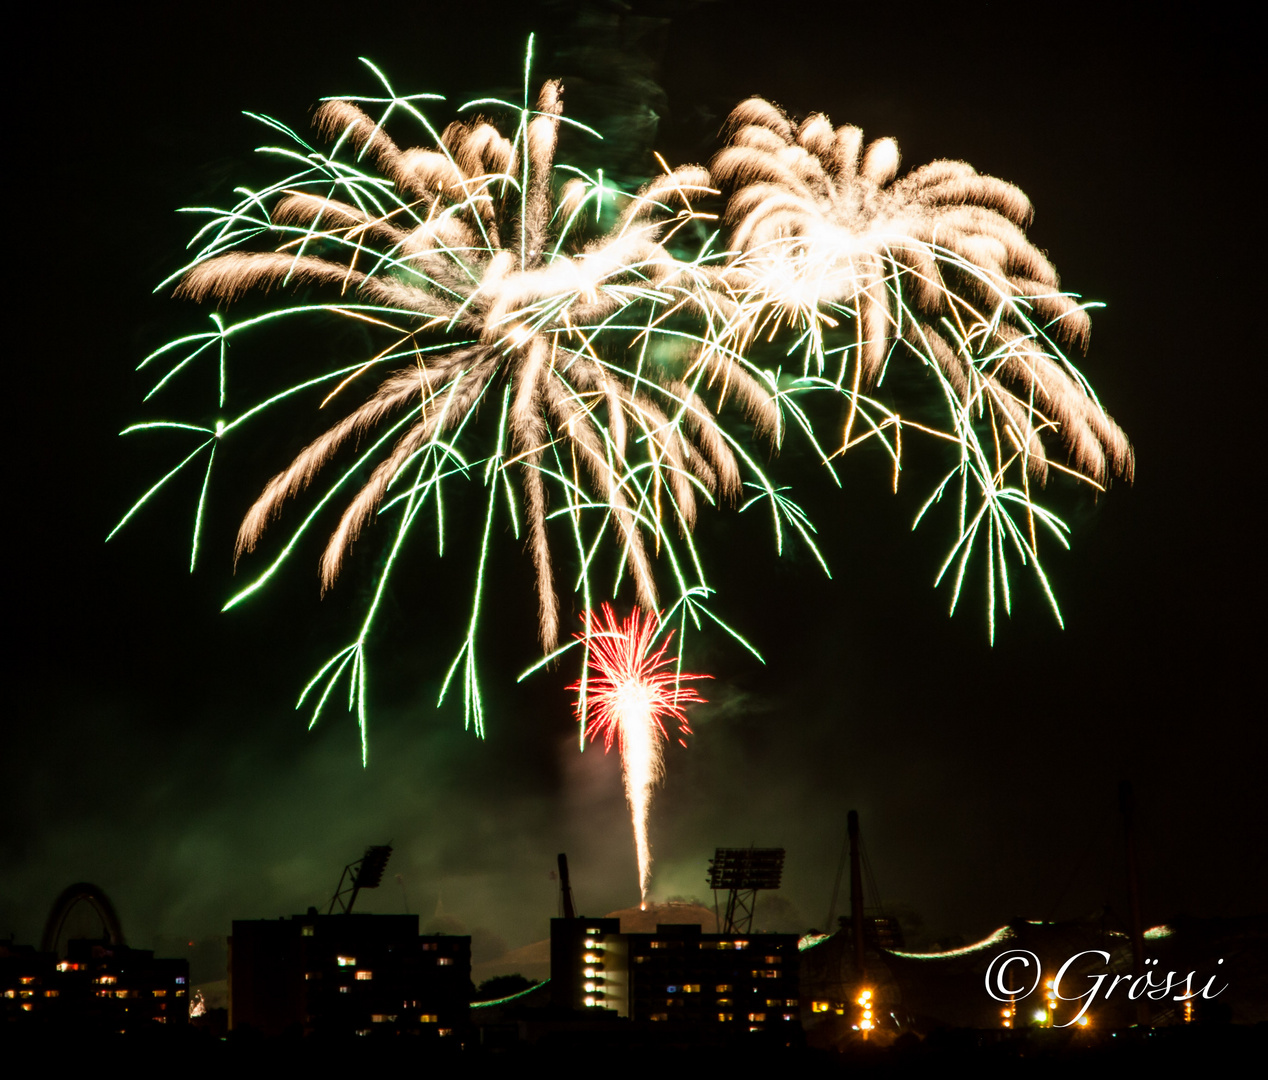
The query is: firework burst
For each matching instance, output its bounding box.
[698,98,1134,636]
[570,605,708,902]
[114,44,820,759]
[115,42,1131,763]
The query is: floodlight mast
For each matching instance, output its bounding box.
[328,845,393,914]
[708,847,785,934]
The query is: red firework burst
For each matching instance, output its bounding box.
[570,605,708,752]
[569,605,709,899]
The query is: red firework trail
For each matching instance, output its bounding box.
[569,605,709,901]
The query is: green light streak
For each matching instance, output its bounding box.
[108,438,213,543]
[438,386,513,737]
[190,442,217,573]
[119,46,1125,762]
[221,411,418,610]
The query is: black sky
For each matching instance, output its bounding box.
[5,1,1263,983]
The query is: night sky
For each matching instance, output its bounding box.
[6,1,1261,987]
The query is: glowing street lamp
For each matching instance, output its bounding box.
[856,988,875,1038]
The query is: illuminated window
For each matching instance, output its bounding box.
[650,1013,668,1021]
[96,976,117,985]
[19,977,36,985]
[355,971,373,981]
[371,1013,397,1023]
[717,998,732,1005]
[667,985,678,993]
[716,1012,733,1022]
[683,984,700,993]
[734,941,749,950]
[339,987,350,995]
[765,955,782,964]
[420,1014,437,1023]
[21,1003,32,1012]
[715,984,732,993]
[20,991,34,999]
[3,990,13,999]
[439,1028,453,1036]
[422,943,437,951]
[301,925,314,937]
[583,953,600,963]
[45,990,59,998]
[748,1012,766,1022]
[176,977,187,984]
[767,998,783,1007]
[783,1013,795,1021]
[176,990,186,997]
[812,1001,831,1013]
[336,956,356,967]
[154,990,167,997]
[437,958,452,966]
[716,942,734,951]
[786,998,798,1007]
[586,928,600,935]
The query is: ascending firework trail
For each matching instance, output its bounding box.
[570,606,708,902]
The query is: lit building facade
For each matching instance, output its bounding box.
[1,938,189,1032]
[229,911,470,1037]
[550,919,800,1033]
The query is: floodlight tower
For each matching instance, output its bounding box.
[708,847,785,934]
[327,845,393,914]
